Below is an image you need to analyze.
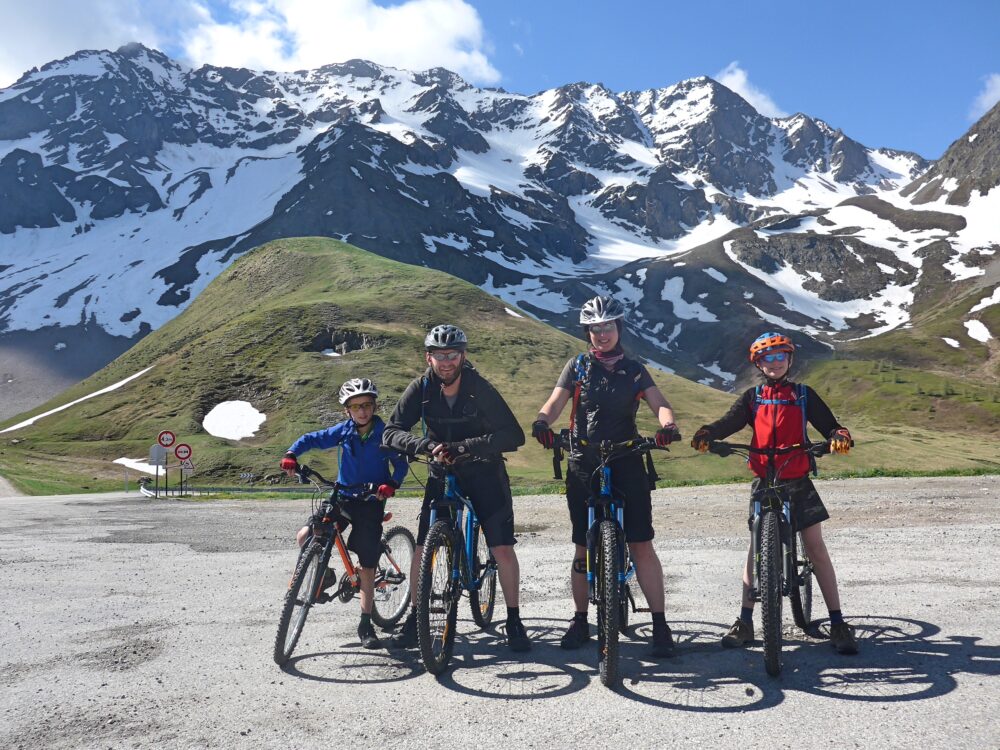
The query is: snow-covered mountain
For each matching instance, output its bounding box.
[1,43,997,407]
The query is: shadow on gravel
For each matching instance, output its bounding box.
[283,648,424,684]
[618,616,1000,710]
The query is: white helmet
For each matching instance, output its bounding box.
[338,377,378,405]
[424,324,468,350]
[580,295,625,325]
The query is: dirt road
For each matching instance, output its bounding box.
[1,475,997,749]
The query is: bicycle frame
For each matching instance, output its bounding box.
[427,469,494,595]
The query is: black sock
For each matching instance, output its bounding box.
[740,606,754,625]
[573,611,588,623]
[829,609,844,626]
[651,612,668,630]
[506,606,520,623]
[359,613,372,631]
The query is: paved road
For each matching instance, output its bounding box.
[2,476,998,749]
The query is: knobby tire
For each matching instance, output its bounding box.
[759,512,783,677]
[371,526,416,630]
[417,521,458,675]
[469,524,497,628]
[596,521,621,688]
[273,541,326,667]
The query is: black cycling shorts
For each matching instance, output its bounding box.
[331,499,385,568]
[748,475,829,531]
[415,461,516,548]
[566,452,654,547]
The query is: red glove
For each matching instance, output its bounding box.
[532,420,555,449]
[655,424,681,447]
[377,482,397,499]
[280,453,299,475]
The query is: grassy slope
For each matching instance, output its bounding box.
[2,238,997,495]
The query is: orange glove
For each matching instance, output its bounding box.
[691,428,711,453]
[830,428,852,455]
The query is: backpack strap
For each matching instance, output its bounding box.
[568,354,588,434]
[420,376,429,438]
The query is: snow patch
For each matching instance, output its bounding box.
[1,367,155,433]
[202,401,266,440]
[505,307,524,318]
[970,286,1000,313]
[964,320,992,343]
[661,277,718,322]
[702,267,727,283]
[941,337,960,349]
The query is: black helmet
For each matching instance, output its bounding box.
[580,295,625,325]
[338,377,378,405]
[424,324,468,350]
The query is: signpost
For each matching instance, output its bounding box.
[149,444,168,498]
[157,431,176,495]
[175,445,193,494]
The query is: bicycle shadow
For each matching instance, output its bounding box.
[617,616,1000,710]
[282,644,424,685]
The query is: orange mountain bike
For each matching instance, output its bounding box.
[273,465,415,667]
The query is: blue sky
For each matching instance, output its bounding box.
[1,0,998,158]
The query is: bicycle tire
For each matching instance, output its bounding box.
[759,512,783,677]
[417,521,458,675]
[372,525,416,630]
[619,531,632,636]
[468,524,497,628]
[596,521,621,688]
[789,530,814,631]
[273,541,326,667]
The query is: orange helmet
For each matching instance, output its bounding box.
[749,332,795,362]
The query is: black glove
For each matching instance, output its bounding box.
[416,439,440,457]
[532,419,555,449]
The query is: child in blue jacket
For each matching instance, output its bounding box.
[280,378,408,648]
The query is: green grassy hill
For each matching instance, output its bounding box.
[1,238,997,495]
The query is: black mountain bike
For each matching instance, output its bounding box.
[706,440,841,676]
[551,430,676,688]
[273,465,416,667]
[411,456,498,675]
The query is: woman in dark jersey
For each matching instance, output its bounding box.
[531,295,681,658]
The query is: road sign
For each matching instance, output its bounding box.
[174,443,192,461]
[157,430,176,448]
[149,444,168,466]
[179,458,194,471]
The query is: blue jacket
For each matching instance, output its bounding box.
[288,417,408,489]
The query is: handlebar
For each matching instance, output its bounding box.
[706,439,852,459]
[549,429,676,480]
[295,464,378,498]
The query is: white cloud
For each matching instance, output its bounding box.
[0,0,499,90]
[715,61,787,118]
[969,72,1000,121]
[0,0,178,88]
[182,0,500,83]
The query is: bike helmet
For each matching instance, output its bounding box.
[579,295,626,326]
[424,324,467,351]
[338,377,378,405]
[749,332,795,363]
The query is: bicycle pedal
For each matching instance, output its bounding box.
[635,607,651,613]
[429,607,447,614]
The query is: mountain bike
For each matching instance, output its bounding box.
[411,456,498,675]
[273,465,415,667]
[551,429,677,688]
[705,440,843,676]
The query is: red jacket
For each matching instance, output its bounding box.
[699,380,845,481]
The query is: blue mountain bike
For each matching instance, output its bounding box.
[411,456,498,675]
[552,429,676,688]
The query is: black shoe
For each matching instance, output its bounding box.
[389,610,418,649]
[560,618,591,650]
[829,622,858,654]
[506,619,531,652]
[651,622,675,658]
[358,622,381,650]
[721,619,754,648]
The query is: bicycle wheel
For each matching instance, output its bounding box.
[273,541,326,666]
[789,530,814,631]
[417,521,459,675]
[596,521,621,688]
[372,525,416,630]
[469,524,497,628]
[759,512,783,677]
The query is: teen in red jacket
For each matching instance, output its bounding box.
[692,332,858,655]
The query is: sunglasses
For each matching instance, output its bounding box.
[346,401,376,413]
[760,352,788,363]
[588,322,617,335]
[428,350,463,362]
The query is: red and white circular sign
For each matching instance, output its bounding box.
[174,443,192,461]
[157,430,176,448]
